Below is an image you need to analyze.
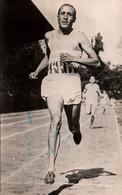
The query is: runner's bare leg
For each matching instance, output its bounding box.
[90,103,96,128]
[64,103,82,144]
[47,95,64,173]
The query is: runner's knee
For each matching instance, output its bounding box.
[72,122,80,130]
[51,115,62,131]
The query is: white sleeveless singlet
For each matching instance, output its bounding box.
[47,29,83,74]
[41,29,83,104]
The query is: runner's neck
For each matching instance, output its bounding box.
[58,28,73,35]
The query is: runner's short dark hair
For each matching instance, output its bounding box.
[58,4,76,19]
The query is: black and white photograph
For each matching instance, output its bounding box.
[1,0,122,194]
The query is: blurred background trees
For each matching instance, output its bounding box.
[80,32,122,100]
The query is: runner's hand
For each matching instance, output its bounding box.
[71,62,80,68]
[29,71,38,79]
[60,53,80,68]
[60,53,73,63]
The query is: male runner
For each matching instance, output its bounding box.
[29,4,100,184]
[83,76,101,128]
[100,90,109,114]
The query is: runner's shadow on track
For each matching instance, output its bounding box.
[91,126,104,129]
[48,184,73,195]
[63,168,116,184]
[48,168,116,194]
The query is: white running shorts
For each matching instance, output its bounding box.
[41,73,81,105]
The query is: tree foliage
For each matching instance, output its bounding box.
[80,33,122,99]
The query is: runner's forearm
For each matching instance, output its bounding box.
[35,55,48,74]
[72,56,100,67]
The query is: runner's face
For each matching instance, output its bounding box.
[58,5,75,30]
[90,77,95,83]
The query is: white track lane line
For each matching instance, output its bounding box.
[1,109,48,117]
[1,121,50,141]
[1,113,89,141]
[112,107,122,163]
[1,105,86,120]
[1,106,86,123]
[1,118,90,184]
[1,114,50,127]
[1,113,70,140]
[1,110,49,120]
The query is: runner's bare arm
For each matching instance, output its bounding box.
[97,86,102,97]
[83,86,87,94]
[60,32,100,68]
[29,39,49,79]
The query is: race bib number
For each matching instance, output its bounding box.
[48,61,75,74]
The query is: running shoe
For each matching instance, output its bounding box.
[44,171,55,184]
[73,131,82,145]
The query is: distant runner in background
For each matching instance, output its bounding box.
[29,4,100,184]
[100,90,109,114]
[83,76,101,128]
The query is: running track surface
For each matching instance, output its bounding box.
[1,105,122,195]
